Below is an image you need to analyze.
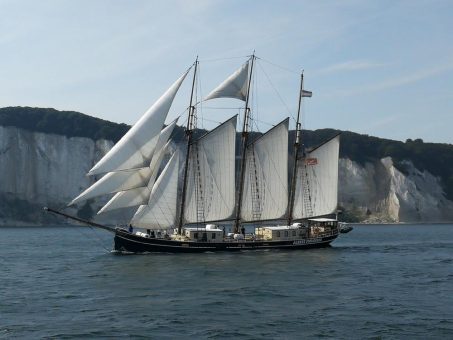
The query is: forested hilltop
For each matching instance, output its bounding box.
[0,107,130,143]
[2,106,452,200]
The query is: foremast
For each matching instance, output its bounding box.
[178,57,199,234]
[233,54,256,234]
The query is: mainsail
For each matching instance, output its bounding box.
[292,134,340,219]
[240,118,289,222]
[87,70,189,175]
[131,151,180,229]
[183,116,237,223]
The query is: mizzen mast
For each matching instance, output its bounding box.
[288,72,311,225]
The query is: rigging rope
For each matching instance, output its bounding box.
[254,118,277,128]
[197,117,224,125]
[87,225,112,252]
[256,56,300,75]
[199,55,250,63]
[202,106,243,110]
[256,60,296,124]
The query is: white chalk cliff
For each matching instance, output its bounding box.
[0,126,113,225]
[339,157,453,222]
[0,126,452,225]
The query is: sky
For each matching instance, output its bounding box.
[1,0,452,144]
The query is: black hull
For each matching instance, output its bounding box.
[113,229,338,253]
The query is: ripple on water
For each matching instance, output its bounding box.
[1,225,453,338]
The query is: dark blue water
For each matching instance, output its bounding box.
[1,224,452,339]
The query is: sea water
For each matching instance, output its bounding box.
[1,224,452,339]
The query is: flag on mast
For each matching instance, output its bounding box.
[302,90,312,97]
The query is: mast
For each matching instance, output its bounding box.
[178,57,198,234]
[288,72,304,225]
[233,54,255,233]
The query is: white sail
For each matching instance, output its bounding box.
[97,188,150,214]
[69,122,176,206]
[69,167,152,206]
[204,61,249,101]
[184,116,237,223]
[131,151,180,229]
[149,119,177,174]
[87,70,188,175]
[96,140,172,213]
[293,135,340,219]
[241,119,289,221]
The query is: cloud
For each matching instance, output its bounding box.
[327,61,453,97]
[362,115,400,133]
[318,60,386,75]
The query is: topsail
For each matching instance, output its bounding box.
[204,61,250,102]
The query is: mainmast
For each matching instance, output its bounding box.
[288,72,305,225]
[233,54,255,233]
[178,58,198,234]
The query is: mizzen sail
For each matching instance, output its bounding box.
[293,134,340,219]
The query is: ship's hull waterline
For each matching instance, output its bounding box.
[113,229,339,253]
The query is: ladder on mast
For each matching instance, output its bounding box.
[193,144,205,223]
[249,148,262,221]
[302,164,314,217]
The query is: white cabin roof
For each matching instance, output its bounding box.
[260,225,301,231]
[308,218,337,222]
[184,227,223,232]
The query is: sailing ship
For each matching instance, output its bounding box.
[46,54,341,253]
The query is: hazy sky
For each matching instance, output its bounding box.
[1,0,452,143]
